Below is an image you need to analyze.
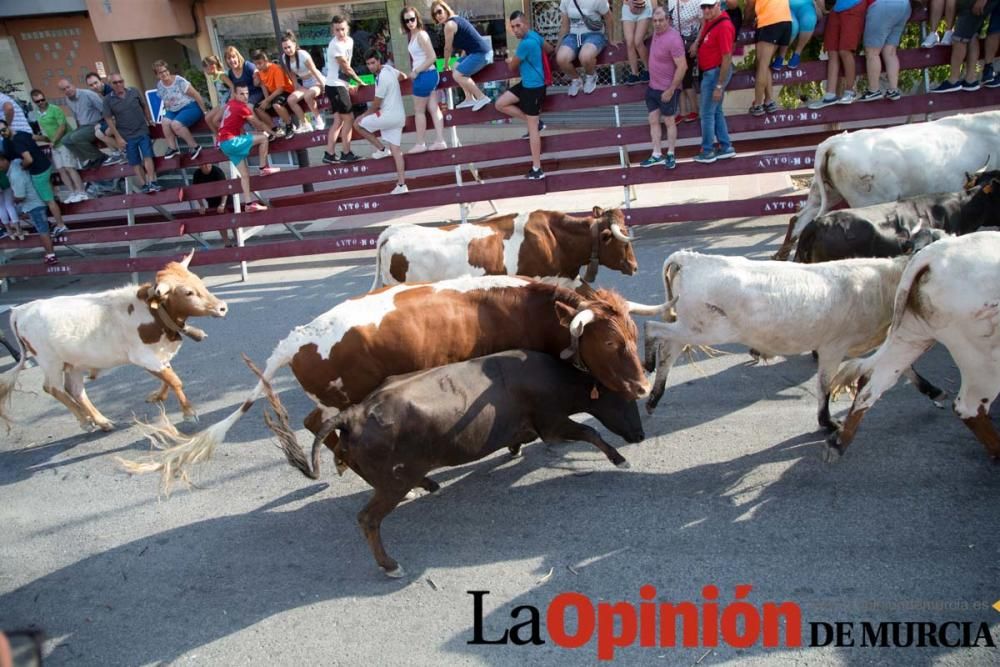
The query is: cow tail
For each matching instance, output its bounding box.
[890,251,935,330]
[0,322,29,427]
[370,227,396,291]
[117,350,290,494]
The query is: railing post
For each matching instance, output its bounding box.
[126,178,138,284]
[445,85,469,224]
[608,61,633,212]
[228,161,248,282]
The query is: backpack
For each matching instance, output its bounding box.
[541,50,553,87]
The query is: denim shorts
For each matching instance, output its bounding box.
[27,206,49,235]
[412,70,440,97]
[560,32,608,56]
[456,52,492,77]
[954,0,999,40]
[863,0,911,48]
[645,87,680,116]
[125,135,154,166]
[163,103,204,128]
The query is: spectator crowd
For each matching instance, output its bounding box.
[1,0,997,263]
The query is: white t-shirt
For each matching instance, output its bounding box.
[374,64,404,126]
[667,0,703,39]
[325,36,354,87]
[560,0,610,35]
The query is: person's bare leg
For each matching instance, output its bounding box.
[413,96,429,145]
[883,44,900,90]
[171,121,198,150]
[865,46,882,90]
[388,143,406,186]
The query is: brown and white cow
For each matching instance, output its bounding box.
[122,275,649,489]
[0,251,227,431]
[370,207,638,289]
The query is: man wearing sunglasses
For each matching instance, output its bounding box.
[102,74,162,194]
[30,89,89,203]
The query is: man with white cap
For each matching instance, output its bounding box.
[694,0,736,164]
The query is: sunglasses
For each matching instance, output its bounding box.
[404,16,417,23]
[110,79,125,84]
[32,97,45,103]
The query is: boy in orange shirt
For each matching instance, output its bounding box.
[251,50,295,139]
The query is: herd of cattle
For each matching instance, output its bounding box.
[0,110,998,577]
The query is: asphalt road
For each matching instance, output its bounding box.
[1,217,998,666]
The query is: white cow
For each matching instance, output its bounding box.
[827,232,1000,462]
[0,252,227,431]
[632,251,946,431]
[774,110,1000,259]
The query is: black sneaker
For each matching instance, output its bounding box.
[961,79,981,91]
[322,151,339,164]
[763,100,779,113]
[162,147,181,160]
[147,181,162,193]
[623,73,641,86]
[339,151,360,163]
[189,145,203,160]
[521,120,546,139]
[526,167,545,180]
[284,124,295,139]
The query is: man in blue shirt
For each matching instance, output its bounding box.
[496,11,549,180]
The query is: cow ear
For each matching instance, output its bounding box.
[153,281,172,300]
[600,229,613,244]
[592,206,603,218]
[179,250,195,269]
[554,301,577,327]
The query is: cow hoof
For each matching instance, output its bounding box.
[383,564,405,579]
[820,419,842,434]
[821,441,843,464]
[183,412,200,424]
[96,421,115,432]
[615,459,631,469]
[145,394,165,404]
[80,421,98,433]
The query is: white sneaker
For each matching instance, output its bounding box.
[294,122,314,134]
[472,96,492,111]
[837,90,857,105]
[408,143,427,154]
[567,78,582,97]
[456,98,477,109]
[390,183,408,195]
[371,148,391,159]
[921,31,939,48]
[314,115,326,131]
[429,140,448,151]
[74,191,90,201]
[583,74,598,94]
[941,29,953,46]
[818,50,829,61]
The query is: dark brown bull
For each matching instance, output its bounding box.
[794,179,1000,263]
[259,350,644,577]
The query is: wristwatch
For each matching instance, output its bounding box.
[715,85,724,90]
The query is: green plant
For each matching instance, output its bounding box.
[182,66,210,100]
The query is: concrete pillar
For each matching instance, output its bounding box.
[504,0,525,52]
[110,41,142,91]
[192,1,218,106]
[385,0,408,72]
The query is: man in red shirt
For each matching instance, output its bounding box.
[217,85,278,213]
[694,0,736,163]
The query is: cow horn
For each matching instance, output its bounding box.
[627,301,668,316]
[976,156,990,174]
[569,309,595,338]
[179,249,195,269]
[610,223,633,243]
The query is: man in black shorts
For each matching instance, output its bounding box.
[323,15,368,164]
[496,11,549,179]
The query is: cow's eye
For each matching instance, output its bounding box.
[185,289,195,296]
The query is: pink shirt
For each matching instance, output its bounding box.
[648,27,686,91]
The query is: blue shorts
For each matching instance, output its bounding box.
[27,206,49,235]
[645,87,680,116]
[412,70,440,97]
[220,134,254,166]
[125,135,154,166]
[789,0,818,39]
[559,32,608,57]
[456,52,492,77]
[863,0,911,48]
[163,104,204,128]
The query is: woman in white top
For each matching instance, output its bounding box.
[281,30,327,133]
[621,0,653,85]
[401,6,448,153]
